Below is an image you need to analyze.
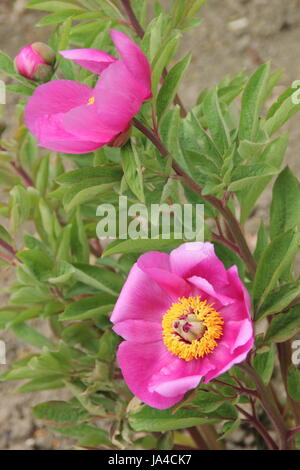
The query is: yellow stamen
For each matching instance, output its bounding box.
[88,96,95,105]
[162,296,224,361]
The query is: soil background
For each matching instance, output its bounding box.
[1,0,300,450]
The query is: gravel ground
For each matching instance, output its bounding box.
[1,0,300,450]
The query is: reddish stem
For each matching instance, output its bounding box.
[214,379,258,398]
[132,117,257,277]
[0,238,16,256]
[10,162,34,187]
[236,405,278,450]
[120,0,145,38]
[212,232,241,257]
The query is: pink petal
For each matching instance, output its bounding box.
[26,112,103,153]
[223,265,252,311]
[170,242,229,290]
[94,60,147,132]
[113,320,162,343]
[218,319,254,354]
[63,103,118,143]
[151,376,202,398]
[219,299,251,323]
[188,275,235,308]
[38,138,105,154]
[60,49,117,74]
[25,80,93,123]
[110,263,172,324]
[149,356,214,398]
[117,341,184,409]
[137,251,190,299]
[203,338,253,383]
[15,45,45,79]
[24,80,108,154]
[110,29,151,99]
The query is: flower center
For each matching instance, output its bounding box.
[88,96,95,105]
[162,296,224,361]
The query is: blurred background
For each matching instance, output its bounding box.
[1,0,300,449]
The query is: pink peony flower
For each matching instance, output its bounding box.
[111,242,254,410]
[24,30,151,154]
[15,43,56,81]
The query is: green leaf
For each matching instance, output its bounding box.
[253,345,275,384]
[50,423,111,447]
[33,401,90,424]
[254,222,268,262]
[56,17,73,64]
[56,166,122,184]
[36,154,50,195]
[6,307,41,328]
[98,330,119,362]
[0,51,16,75]
[64,182,116,212]
[13,323,54,349]
[253,228,299,309]
[228,164,278,191]
[26,1,83,12]
[60,294,115,321]
[0,224,12,244]
[287,366,300,402]
[265,305,300,343]
[6,84,33,96]
[220,418,241,440]
[152,33,180,96]
[129,405,218,432]
[10,286,52,304]
[121,142,145,203]
[238,134,288,223]
[188,112,222,163]
[17,249,53,280]
[36,10,83,26]
[239,63,270,141]
[70,209,89,263]
[203,88,231,155]
[102,236,183,257]
[73,263,123,296]
[270,167,300,240]
[17,376,65,393]
[238,140,266,161]
[191,390,227,413]
[157,53,191,122]
[264,86,300,136]
[257,282,300,320]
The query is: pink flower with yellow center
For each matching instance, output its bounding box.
[24,30,151,154]
[111,242,254,410]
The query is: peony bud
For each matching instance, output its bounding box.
[14,42,56,82]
